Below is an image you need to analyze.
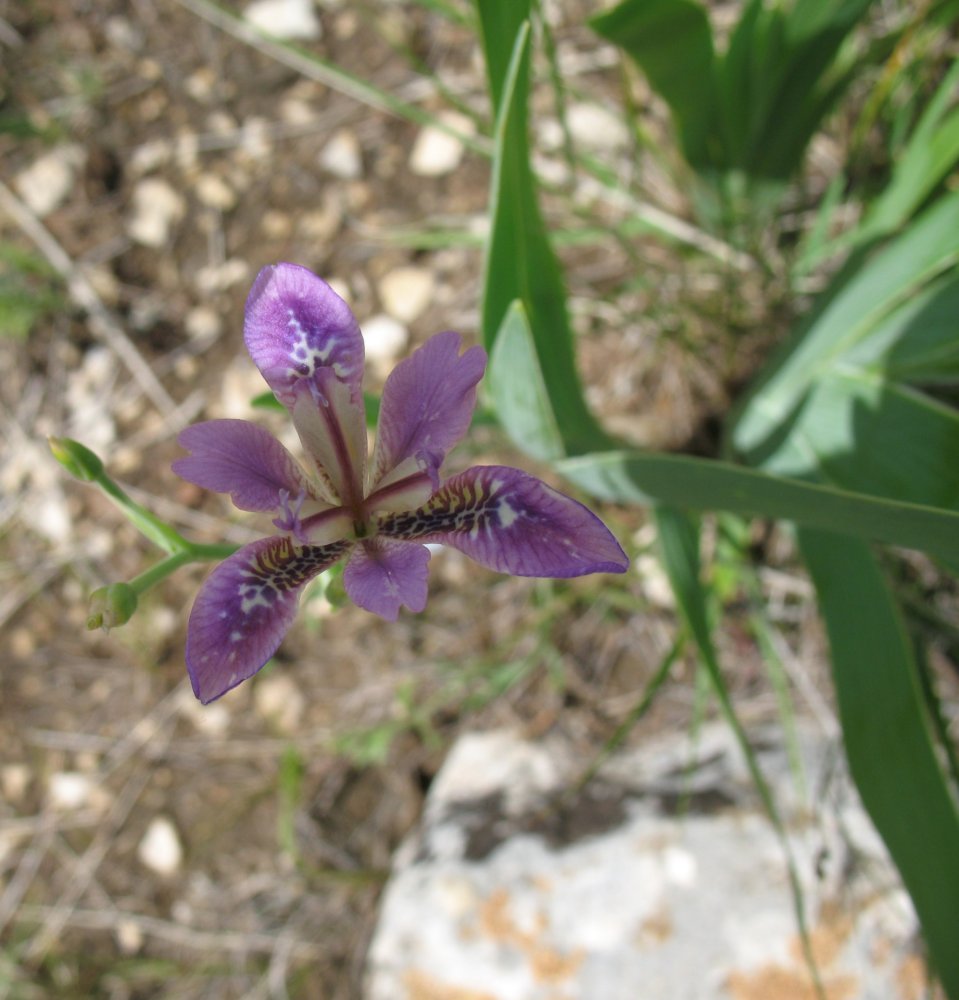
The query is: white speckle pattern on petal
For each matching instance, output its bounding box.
[244,263,365,405]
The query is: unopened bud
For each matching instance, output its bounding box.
[87,583,138,631]
[49,437,104,482]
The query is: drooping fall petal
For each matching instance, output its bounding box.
[186,535,351,703]
[244,263,364,407]
[173,419,315,512]
[342,537,430,621]
[369,331,486,492]
[378,465,629,578]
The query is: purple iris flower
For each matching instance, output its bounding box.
[173,263,628,703]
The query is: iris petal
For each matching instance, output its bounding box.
[378,465,629,578]
[186,535,351,703]
[342,538,430,621]
[369,331,486,491]
[290,372,367,507]
[173,419,317,511]
[244,263,365,406]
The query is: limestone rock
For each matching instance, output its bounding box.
[365,725,931,1000]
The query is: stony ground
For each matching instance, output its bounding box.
[0,2,943,998]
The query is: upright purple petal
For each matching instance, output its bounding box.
[173,419,317,511]
[343,538,430,621]
[378,465,629,578]
[369,331,486,492]
[244,263,365,406]
[186,535,351,703]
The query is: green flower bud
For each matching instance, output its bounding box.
[49,437,104,482]
[87,583,138,631]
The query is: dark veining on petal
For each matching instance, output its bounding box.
[377,474,509,541]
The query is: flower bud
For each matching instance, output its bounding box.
[87,583,138,631]
[49,437,104,482]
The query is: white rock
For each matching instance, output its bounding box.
[377,266,435,325]
[566,101,631,152]
[253,672,304,731]
[127,178,185,248]
[409,112,474,177]
[15,145,84,217]
[137,816,183,876]
[319,129,362,179]
[362,314,408,367]
[244,0,321,40]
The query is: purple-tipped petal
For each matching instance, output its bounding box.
[244,263,364,406]
[369,331,486,491]
[343,538,430,621]
[379,465,629,578]
[186,535,351,703]
[173,419,316,511]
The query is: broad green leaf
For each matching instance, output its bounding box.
[487,301,564,462]
[731,0,873,179]
[800,531,959,1000]
[730,191,959,505]
[558,449,959,564]
[479,6,607,453]
[594,0,873,181]
[477,7,610,454]
[590,0,717,167]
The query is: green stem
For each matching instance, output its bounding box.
[128,542,240,596]
[92,470,191,555]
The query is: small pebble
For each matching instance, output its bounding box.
[244,0,321,40]
[127,178,185,248]
[254,673,305,732]
[319,129,362,179]
[137,816,183,876]
[362,314,409,368]
[15,145,84,217]
[195,173,236,211]
[566,102,631,152]
[378,266,435,325]
[409,112,474,177]
[48,772,106,812]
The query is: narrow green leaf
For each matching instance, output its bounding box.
[858,59,959,243]
[730,192,959,490]
[487,300,564,461]
[475,0,530,113]
[655,506,823,994]
[800,531,959,999]
[558,449,959,564]
[477,9,611,454]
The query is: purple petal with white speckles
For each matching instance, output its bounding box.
[378,465,629,578]
[173,419,317,511]
[244,263,364,406]
[343,538,430,621]
[369,331,486,491]
[186,535,351,703]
